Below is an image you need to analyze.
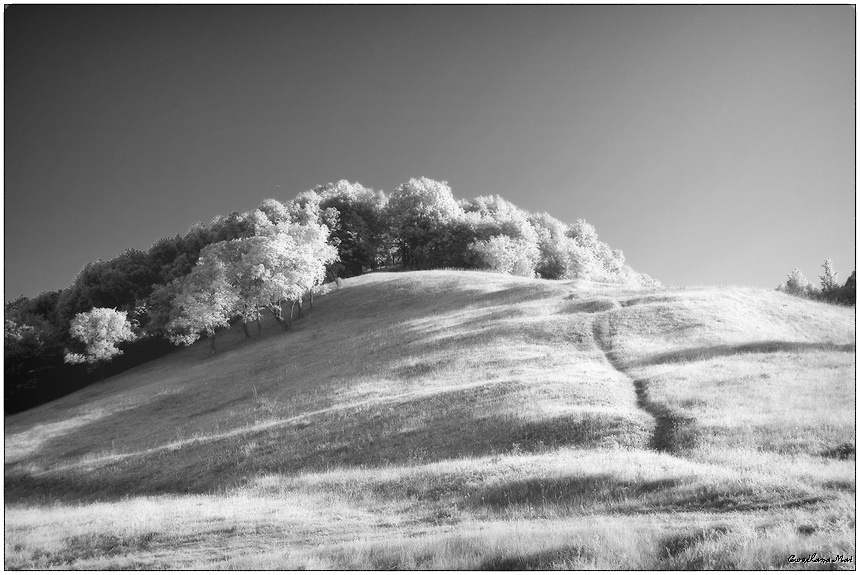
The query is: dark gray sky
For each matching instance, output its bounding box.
[4,5,855,297]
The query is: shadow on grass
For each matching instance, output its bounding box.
[5,384,651,504]
[634,341,854,367]
[478,544,593,570]
[561,298,619,314]
[467,282,567,308]
[59,532,161,563]
[468,475,822,517]
[468,475,682,511]
[820,443,855,460]
[622,487,823,515]
[657,525,731,569]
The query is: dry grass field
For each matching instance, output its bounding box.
[4,270,855,569]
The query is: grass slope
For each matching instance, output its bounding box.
[5,270,855,569]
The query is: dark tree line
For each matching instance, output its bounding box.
[5,213,259,412]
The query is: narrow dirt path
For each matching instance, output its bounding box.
[591,309,697,454]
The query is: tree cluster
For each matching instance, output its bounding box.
[776,257,855,306]
[5,177,654,413]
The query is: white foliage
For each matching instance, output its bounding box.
[64,307,136,364]
[782,267,814,297]
[257,198,290,225]
[167,218,339,344]
[167,254,239,346]
[252,220,339,304]
[388,177,464,231]
[471,235,539,277]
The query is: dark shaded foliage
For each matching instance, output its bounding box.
[317,188,387,277]
[55,249,157,325]
[5,210,257,413]
[836,269,855,306]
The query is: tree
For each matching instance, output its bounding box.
[781,267,817,298]
[64,308,136,378]
[838,269,856,306]
[167,253,239,354]
[257,198,290,226]
[530,212,571,279]
[315,180,389,277]
[245,220,338,328]
[819,257,840,301]
[187,217,340,339]
[5,316,66,411]
[56,249,158,325]
[210,211,255,244]
[206,239,264,338]
[387,177,464,269]
[470,235,539,277]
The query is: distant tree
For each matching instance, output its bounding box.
[780,267,818,298]
[530,212,571,279]
[819,257,840,301]
[838,269,856,306]
[565,219,624,282]
[64,308,136,378]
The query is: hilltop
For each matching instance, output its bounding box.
[6,179,657,414]
[5,270,855,569]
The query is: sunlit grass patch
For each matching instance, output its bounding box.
[4,489,382,570]
[629,350,854,457]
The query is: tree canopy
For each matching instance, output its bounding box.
[6,175,675,412]
[64,307,136,366]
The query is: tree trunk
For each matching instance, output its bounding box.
[256,313,262,337]
[268,306,287,331]
[210,331,217,355]
[289,299,299,328]
[309,289,314,309]
[242,320,251,340]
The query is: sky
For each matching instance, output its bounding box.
[4,5,855,298]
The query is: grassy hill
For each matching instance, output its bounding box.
[5,270,855,569]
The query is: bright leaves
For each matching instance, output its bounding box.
[166,216,338,351]
[64,307,136,365]
[50,178,655,367]
[166,251,239,350]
